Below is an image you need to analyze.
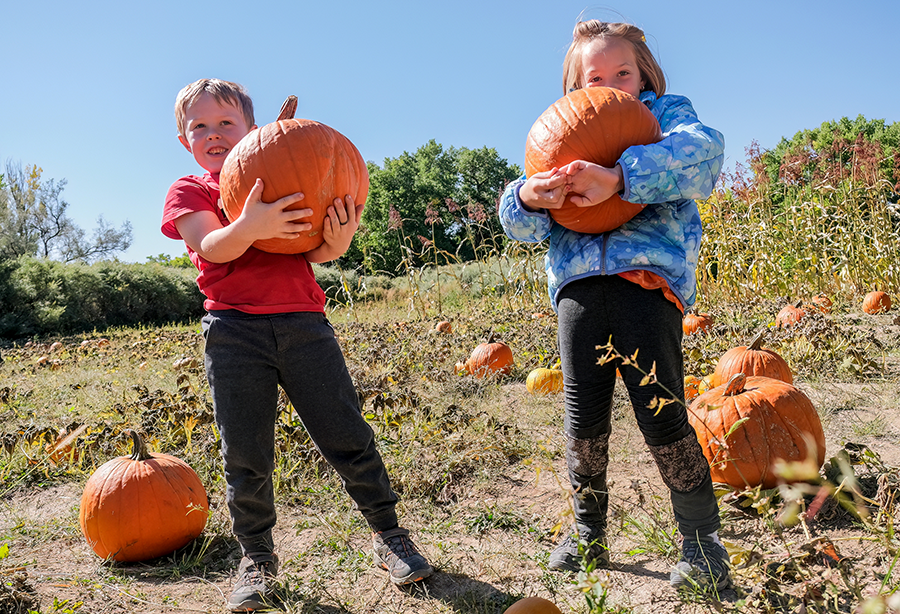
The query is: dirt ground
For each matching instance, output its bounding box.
[2,313,899,614]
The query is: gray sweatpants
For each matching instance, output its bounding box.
[201,310,399,557]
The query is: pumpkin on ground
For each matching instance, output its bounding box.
[688,373,825,489]
[219,96,368,254]
[524,87,662,234]
[503,596,563,614]
[683,312,714,335]
[811,293,833,314]
[80,430,209,562]
[776,300,806,328]
[457,337,514,378]
[684,375,702,401]
[434,321,452,334]
[711,330,793,387]
[862,291,891,314]
[526,368,564,394]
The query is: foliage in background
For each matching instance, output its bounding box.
[344,140,521,275]
[697,116,900,304]
[0,161,133,263]
[0,256,204,339]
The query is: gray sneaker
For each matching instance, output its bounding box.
[670,534,732,590]
[373,527,433,584]
[548,523,609,572]
[227,554,279,612]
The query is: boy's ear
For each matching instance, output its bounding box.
[178,134,192,153]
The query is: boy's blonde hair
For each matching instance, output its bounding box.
[562,20,666,97]
[174,78,255,138]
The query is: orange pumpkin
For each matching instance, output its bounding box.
[688,374,825,489]
[435,321,453,334]
[862,291,891,314]
[526,368,564,394]
[684,375,702,401]
[524,87,662,234]
[219,99,368,254]
[811,293,833,314]
[80,430,209,562]
[711,330,792,387]
[458,338,514,378]
[504,596,562,614]
[683,312,714,335]
[776,300,806,327]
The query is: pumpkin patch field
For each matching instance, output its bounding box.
[1,292,899,614]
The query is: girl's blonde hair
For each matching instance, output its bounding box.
[175,78,255,138]
[562,20,666,97]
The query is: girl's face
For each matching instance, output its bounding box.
[580,37,644,98]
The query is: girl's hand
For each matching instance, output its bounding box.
[519,168,569,211]
[238,179,312,239]
[561,161,625,207]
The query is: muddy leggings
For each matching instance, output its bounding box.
[557,275,720,537]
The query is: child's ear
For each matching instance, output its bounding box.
[178,134,192,153]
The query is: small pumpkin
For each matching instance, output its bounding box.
[435,320,453,334]
[684,375,702,401]
[776,300,806,327]
[683,312,714,335]
[524,87,662,234]
[219,96,369,254]
[80,430,209,562]
[711,330,792,387]
[458,337,514,378]
[688,373,825,489]
[862,291,891,314]
[504,596,562,614]
[526,368,564,394]
[811,293,833,314]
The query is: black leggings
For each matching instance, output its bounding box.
[557,275,720,536]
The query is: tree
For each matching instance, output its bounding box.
[344,141,520,275]
[0,160,132,262]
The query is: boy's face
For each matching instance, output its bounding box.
[178,93,255,174]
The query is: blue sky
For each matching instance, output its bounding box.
[2,0,897,263]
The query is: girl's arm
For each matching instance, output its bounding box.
[618,95,725,204]
[498,176,554,243]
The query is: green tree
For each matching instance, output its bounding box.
[345,141,520,275]
[0,161,133,263]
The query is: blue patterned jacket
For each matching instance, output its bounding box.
[498,91,724,309]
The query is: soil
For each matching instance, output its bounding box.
[2,313,899,614]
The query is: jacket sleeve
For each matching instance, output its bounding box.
[497,176,553,243]
[618,95,724,204]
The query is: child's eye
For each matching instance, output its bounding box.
[194,123,206,129]
[589,76,601,83]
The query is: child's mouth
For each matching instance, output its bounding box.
[208,147,228,156]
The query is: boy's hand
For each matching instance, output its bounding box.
[238,179,312,239]
[305,194,364,263]
[519,168,569,211]
[560,161,625,207]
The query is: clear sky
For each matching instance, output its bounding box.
[2,0,897,263]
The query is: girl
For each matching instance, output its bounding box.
[498,20,730,590]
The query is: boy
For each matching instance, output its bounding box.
[161,78,432,612]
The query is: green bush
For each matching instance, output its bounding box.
[0,256,204,339]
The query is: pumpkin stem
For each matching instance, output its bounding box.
[723,373,746,396]
[277,95,298,122]
[126,429,153,461]
[748,330,766,351]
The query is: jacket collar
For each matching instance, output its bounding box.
[639,90,658,107]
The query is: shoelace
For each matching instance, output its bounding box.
[384,535,417,559]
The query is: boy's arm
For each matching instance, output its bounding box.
[304,195,364,263]
[175,179,312,263]
[618,95,725,204]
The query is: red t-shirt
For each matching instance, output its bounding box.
[161,173,326,314]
